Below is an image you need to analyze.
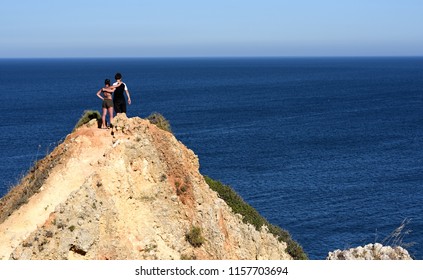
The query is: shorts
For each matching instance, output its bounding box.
[102,99,113,109]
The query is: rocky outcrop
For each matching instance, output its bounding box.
[326,243,412,260]
[0,114,293,260]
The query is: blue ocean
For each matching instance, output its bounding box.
[0,57,422,259]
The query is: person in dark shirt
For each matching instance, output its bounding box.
[110,72,131,114]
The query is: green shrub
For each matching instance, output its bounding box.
[204,176,307,260]
[147,112,172,133]
[73,110,101,132]
[186,226,205,247]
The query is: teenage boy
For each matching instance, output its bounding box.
[111,72,131,114]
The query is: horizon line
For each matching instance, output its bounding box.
[1,55,423,60]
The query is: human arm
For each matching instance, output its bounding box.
[102,87,114,93]
[96,89,104,100]
[125,89,131,105]
[107,81,122,90]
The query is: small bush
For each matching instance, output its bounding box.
[204,176,307,260]
[186,226,205,247]
[73,110,101,131]
[147,112,172,133]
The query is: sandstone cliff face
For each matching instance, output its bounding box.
[0,114,292,260]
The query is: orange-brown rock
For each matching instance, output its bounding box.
[0,114,292,260]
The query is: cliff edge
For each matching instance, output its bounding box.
[0,114,296,260]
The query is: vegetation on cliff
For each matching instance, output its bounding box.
[204,176,307,260]
[185,226,205,248]
[147,112,172,133]
[73,110,101,131]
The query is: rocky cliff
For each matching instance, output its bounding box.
[327,243,412,260]
[0,114,296,260]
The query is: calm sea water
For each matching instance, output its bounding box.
[0,57,422,259]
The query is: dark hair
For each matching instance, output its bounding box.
[104,79,110,86]
[115,72,122,80]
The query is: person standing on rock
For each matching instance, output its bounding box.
[96,79,114,129]
[109,72,131,115]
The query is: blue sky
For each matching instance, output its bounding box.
[1,0,422,57]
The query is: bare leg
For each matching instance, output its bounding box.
[102,108,107,128]
[108,107,114,127]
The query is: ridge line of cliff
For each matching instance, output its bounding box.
[0,113,298,260]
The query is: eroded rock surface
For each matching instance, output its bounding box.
[1,114,292,260]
